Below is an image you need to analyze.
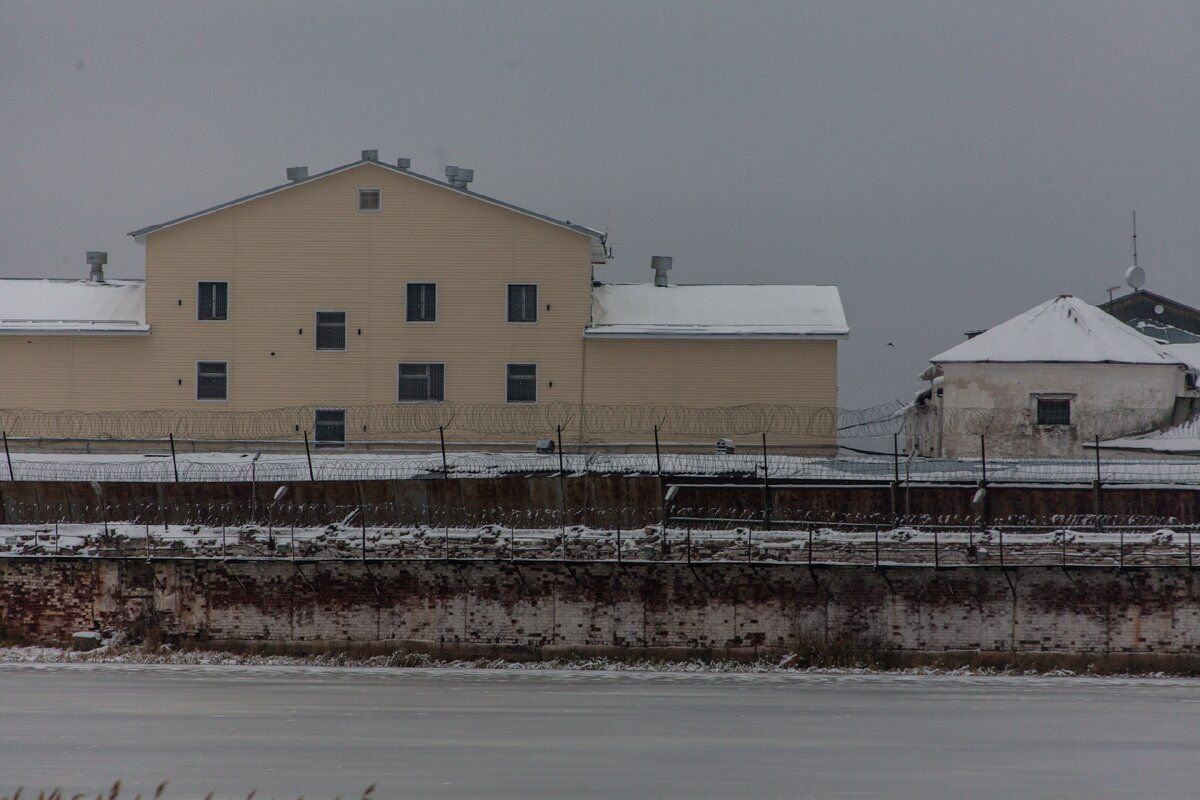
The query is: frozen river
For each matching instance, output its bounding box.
[3,663,1199,799]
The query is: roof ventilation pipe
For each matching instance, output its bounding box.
[86,251,108,284]
[651,256,672,287]
[285,166,309,182]
[445,166,474,190]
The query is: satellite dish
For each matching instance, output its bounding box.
[1125,265,1145,291]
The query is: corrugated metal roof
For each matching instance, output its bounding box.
[128,157,605,241]
[0,279,148,334]
[585,283,849,339]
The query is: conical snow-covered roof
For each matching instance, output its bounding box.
[931,295,1184,365]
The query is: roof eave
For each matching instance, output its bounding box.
[128,159,604,241]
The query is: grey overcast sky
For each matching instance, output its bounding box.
[2,1,1198,410]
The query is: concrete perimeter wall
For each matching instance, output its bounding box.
[4,559,1200,661]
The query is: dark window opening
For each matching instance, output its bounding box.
[314,409,346,446]
[406,284,437,322]
[198,282,228,321]
[358,188,380,211]
[398,363,445,402]
[1036,398,1071,426]
[196,361,228,400]
[506,363,537,403]
[316,311,347,350]
[507,284,538,323]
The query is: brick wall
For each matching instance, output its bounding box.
[3,558,1200,657]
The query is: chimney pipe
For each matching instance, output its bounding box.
[445,166,474,190]
[285,166,309,182]
[651,256,673,287]
[86,251,108,284]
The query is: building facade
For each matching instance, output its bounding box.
[907,296,1199,458]
[0,152,847,449]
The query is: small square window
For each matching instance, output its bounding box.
[506,363,537,403]
[316,311,347,351]
[398,363,445,402]
[358,188,381,211]
[407,284,437,322]
[1036,398,1071,426]
[314,409,346,446]
[198,282,228,321]
[507,284,538,323]
[196,361,227,400]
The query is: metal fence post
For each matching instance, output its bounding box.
[557,424,567,535]
[303,430,315,481]
[891,433,900,522]
[2,431,14,482]
[933,528,940,569]
[761,432,771,529]
[168,432,180,483]
[1093,435,1103,532]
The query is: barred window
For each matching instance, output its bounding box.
[1036,398,1071,426]
[398,363,445,402]
[315,311,347,351]
[406,283,436,322]
[507,284,538,323]
[506,363,537,403]
[314,409,346,446]
[196,361,227,400]
[198,282,228,321]
[358,188,380,211]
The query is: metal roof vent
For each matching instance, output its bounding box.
[651,255,673,287]
[361,149,379,161]
[396,157,411,170]
[86,251,108,284]
[285,166,309,182]
[445,166,474,190]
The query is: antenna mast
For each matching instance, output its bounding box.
[1131,210,1138,268]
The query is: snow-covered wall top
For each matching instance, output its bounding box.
[0,279,148,333]
[586,283,848,339]
[932,295,1182,365]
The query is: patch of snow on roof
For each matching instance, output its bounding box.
[1097,413,1200,454]
[0,280,147,333]
[932,295,1182,365]
[586,284,848,339]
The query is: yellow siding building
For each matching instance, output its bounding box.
[0,151,847,449]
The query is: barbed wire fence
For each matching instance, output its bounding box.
[0,401,907,442]
[0,402,1196,486]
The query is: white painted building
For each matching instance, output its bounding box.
[907,296,1200,458]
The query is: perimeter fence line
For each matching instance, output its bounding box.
[5,515,1199,570]
[0,403,1191,443]
[0,402,904,442]
[3,448,1200,485]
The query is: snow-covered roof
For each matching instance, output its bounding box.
[0,279,148,334]
[128,156,605,244]
[1096,414,1200,455]
[932,296,1183,366]
[585,283,848,339]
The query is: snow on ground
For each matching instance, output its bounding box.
[0,521,1193,567]
[3,449,1200,484]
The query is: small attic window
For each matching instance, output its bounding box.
[358,188,381,212]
